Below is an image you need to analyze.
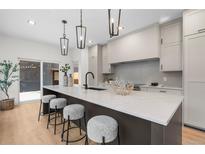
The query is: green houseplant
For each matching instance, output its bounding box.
[0,60,18,110]
[60,64,70,87]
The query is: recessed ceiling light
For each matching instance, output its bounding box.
[27,20,36,26]
[118,26,124,30]
[159,16,170,24]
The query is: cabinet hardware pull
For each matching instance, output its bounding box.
[161,64,163,70]
[198,28,205,33]
[160,90,167,93]
[161,38,163,44]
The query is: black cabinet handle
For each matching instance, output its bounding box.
[161,64,163,70]
[198,28,205,33]
[160,90,167,93]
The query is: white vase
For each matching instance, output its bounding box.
[68,74,73,87]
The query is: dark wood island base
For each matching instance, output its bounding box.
[43,88,182,145]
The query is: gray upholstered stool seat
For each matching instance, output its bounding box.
[63,104,85,120]
[42,94,56,103]
[38,94,56,121]
[50,98,67,109]
[87,115,119,144]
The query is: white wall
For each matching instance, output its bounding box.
[0,34,71,103]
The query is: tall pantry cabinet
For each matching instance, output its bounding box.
[183,10,205,130]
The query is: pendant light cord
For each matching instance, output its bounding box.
[63,21,66,38]
[80,9,82,27]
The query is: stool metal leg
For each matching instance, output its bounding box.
[47,104,51,129]
[61,119,65,141]
[117,126,120,145]
[61,112,63,123]
[84,112,88,145]
[38,100,42,121]
[79,119,82,135]
[85,135,88,145]
[102,136,105,145]
[66,116,70,145]
[54,106,57,134]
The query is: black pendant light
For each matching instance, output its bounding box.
[60,20,69,56]
[108,9,121,38]
[76,9,87,49]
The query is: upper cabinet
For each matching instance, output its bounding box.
[160,19,182,71]
[107,24,160,64]
[183,10,205,36]
[102,45,113,74]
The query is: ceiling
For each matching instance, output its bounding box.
[0,9,183,49]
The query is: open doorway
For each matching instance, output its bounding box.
[43,62,59,86]
[19,60,41,102]
[73,62,79,85]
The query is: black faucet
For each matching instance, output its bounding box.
[84,72,95,89]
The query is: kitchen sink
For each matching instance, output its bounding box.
[87,87,106,91]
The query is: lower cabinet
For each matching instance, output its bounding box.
[140,87,182,95]
[184,82,205,129]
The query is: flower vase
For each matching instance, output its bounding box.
[63,72,68,87]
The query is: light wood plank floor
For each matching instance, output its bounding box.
[0,101,205,145]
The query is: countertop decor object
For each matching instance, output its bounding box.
[68,74,73,87]
[151,82,158,86]
[110,80,134,96]
[60,64,70,87]
[0,60,18,110]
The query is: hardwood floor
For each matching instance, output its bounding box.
[0,101,87,145]
[183,126,205,144]
[0,101,205,145]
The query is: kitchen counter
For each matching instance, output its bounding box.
[43,85,183,144]
[43,85,183,126]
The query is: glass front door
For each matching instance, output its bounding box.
[19,60,41,102]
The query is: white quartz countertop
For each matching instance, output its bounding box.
[43,85,183,126]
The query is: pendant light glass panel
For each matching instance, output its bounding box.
[76,9,87,49]
[76,25,86,49]
[108,9,121,38]
[60,20,69,56]
[60,36,69,56]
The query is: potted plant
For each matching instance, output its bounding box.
[60,64,70,87]
[0,60,18,110]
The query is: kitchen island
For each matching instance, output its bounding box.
[43,85,183,145]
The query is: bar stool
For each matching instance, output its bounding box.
[47,98,67,134]
[38,94,56,121]
[86,115,120,145]
[61,104,86,145]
